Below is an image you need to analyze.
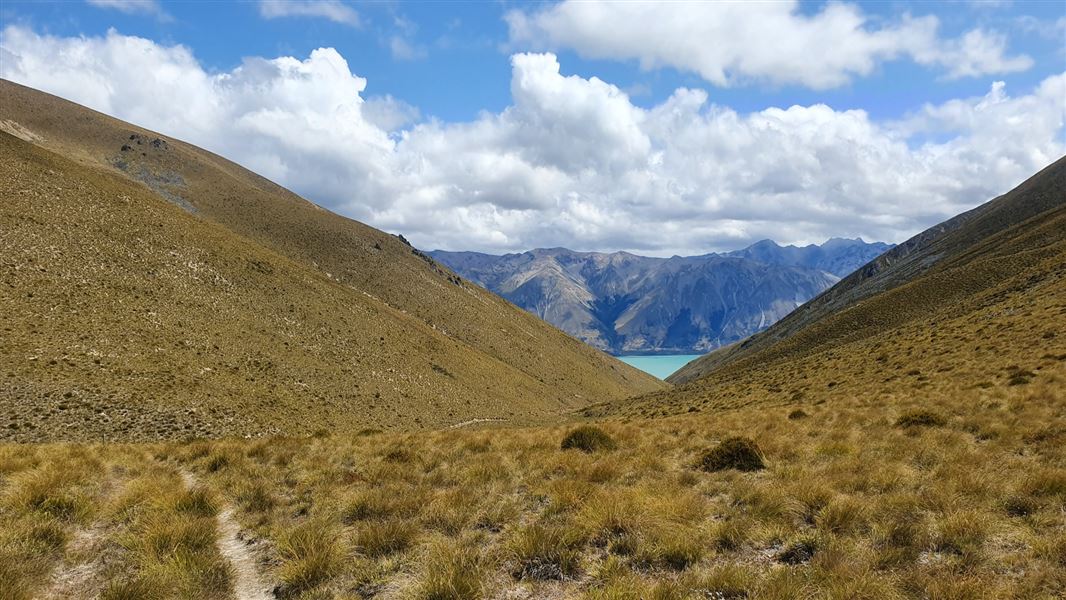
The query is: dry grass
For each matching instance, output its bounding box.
[0,81,663,444]
[5,369,1058,598]
[0,446,233,600]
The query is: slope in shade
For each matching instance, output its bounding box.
[0,80,663,442]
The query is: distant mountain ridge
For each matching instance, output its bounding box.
[430,239,892,355]
[668,156,1066,386]
[724,238,894,278]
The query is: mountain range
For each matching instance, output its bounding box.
[591,153,1066,418]
[430,239,891,355]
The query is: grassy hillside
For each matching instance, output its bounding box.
[670,156,1066,386]
[2,80,1062,599]
[589,156,1066,419]
[0,81,662,442]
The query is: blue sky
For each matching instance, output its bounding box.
[7,1,1064,121]
[1,1,1064,255]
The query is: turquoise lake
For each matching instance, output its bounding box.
[616,354,703,380]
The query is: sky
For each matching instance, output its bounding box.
[1,1,1064,256]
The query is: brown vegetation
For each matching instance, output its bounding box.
[3,367,1063,597]
[0,81,662,443]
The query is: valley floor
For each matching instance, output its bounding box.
[2,370,1064,599]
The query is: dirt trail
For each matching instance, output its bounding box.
[448,417,508,429]
[180,470,273,600]
[38,471,127,600]
[39,525,110,600]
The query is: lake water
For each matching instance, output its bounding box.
[617,354,703,380]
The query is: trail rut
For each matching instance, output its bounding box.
[180,470,273,600]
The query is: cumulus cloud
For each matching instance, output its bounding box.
[506,1,1032,88]
[1,26,1062,257]
[258,0,359,27]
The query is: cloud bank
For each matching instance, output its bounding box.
[1,26,1062,256]
[506,1,1033,88]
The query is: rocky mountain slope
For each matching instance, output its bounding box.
[724,238,893,278]
[0,80,663,441]
[430,239,889,354]
[587,155,1066,418]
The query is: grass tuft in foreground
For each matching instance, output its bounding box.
[699,436,766,472]
[561,425,617,453]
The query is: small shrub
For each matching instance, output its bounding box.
[895,409,947,428]
[787,409,809,420]
[561,426,617,453]
[699,437,766,472]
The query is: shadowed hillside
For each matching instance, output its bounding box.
[587,155,1066,418]
[0,80,663,441]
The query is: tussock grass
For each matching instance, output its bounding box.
[354,518,418,557]
[418,539,487,600]
[699,436,766,472]
[561,425,617,453]
[1,367,1063,597]
[507,522,583,580]
[275,519,345,597]
[108,468,232,600]
[895,409,948,428]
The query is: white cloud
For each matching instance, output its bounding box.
[1,26,1062,257]
[389,36,426,61]
[258,0,359,27]
[86,0,168,19]
[1016,15,1066,41]
[506,1,1032,88]
[362,95,421,132]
